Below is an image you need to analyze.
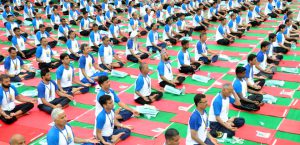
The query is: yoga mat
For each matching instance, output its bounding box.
[291,99,300,110]
[0,124,46,143]
[142,58,160,65]
[110,81,131,92]
[210,60,237,69]
[76,110,95,125]
[230,103,289,118]
[287,51,300,56]
[123,118,169,137]
[271,138,300,145]
[235,124,276,144]
[170,111,191,125]
[194,71,224,80]
[75,93,96,105]
[278,119,300,135]
[72,127,93,139]
[221,50,248,58]
[114,67,152,76]
[273,72,300,82]
[279,60,300,68]
[166,49,178,56]
[117,136,155,145]
[64,106,89,121]
[0,141,9,145]
[262,86,294,98]
[240,36,263,40]
[206,41,255,48]
[212,80,231,88]
[22,78,41,86]
[247,29,272,34]
[118,92,192,114]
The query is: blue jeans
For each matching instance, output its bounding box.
[81,72,108,85]
[99,128,131,145]
[118,109,133,122]
[146,43,167,53]
[63,86,89,95]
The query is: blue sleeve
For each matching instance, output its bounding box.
[11,85,18,96]
[167,6,171,13]
[50,14,55,22]
[255,6,259,13]
[2,12,7,19]
[90,32,95,42]
[218,26,224,35]
[189,113,201,131]
[36,47,42,58]
[111,90,120,103]
[18,57,24,66]
[182,4,186,10]
[80,19,84,27]
[79,56,86,68]
[210,7,214,13]
[157,62,165,76]
[96,112,106,130]
[129,18,134,26]
[70,10,74,17]
[256,52,264,63]
[127,39,133,49]
[178,51,185,65]
[135,76,144,91]
[99,45,104,57]
[245,66,250,78]
[0,89,3,105]
[56,66,63,80]
[37,83,45,98]
[248,11,252,18]
[45,31,50,37]
[156,11,160,18]
[277,33,282,43]
[109,25,114,34]
[196,41,203,54]
[47,128,59,145]
[195,15,200,23]
[233,80,242,93]
[164,25,170,33]
[144,14,148,23]
[51,80,59,91]
[176,21,182,27]
[32,19,37,27]
[4,58,10,70]
[6,22,11,30]
[11,37,18,45]
[276,1,280,8]
[213,97,222,116]
[283,28,288,35]
[24,6,29,14]
[268,3,273,10]
[90,55,95,64]
[228,21,233,28]
[58,25,64,34]
[36,32,42,42]
[66,39,72,49]
[149,31,154,42]
[229,96,235,104]
[22,36,27,42]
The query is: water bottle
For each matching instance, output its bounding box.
[181,86,186,95]
[207,72,211,79]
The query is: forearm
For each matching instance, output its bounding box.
[135,91,145,98]
[74,137,88,144]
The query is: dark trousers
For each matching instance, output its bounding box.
[268,12,278,18]
[126,53,149,63]
[99,128,131,145]
[233,94,263,111]
[179,62,201,74]
[198,56,218,64]
[69,53,80,61]
[194,25,206,31]
[248,79,265,91]
[267,55,283,65]
[63,86,89,95]
[230,32,243,38]
[63,11,69,15]
[118,109,133,122]
[165,35,182,45]
[53,24,59,30]
[0,102,34,124]
[0,55,4,63]
[58,36,68,43]
[99,62,124,71]
[38,61,62,70]
[110,37,128,45]
[14,6,24,11]
[217,38,231,45]
[98,25,108,31]
[10,72,36,82]
[38,97,71,114]
[35,2,43,6]
[146,43,167,53]
[274,45,290,54]
[47,41,58,48]
[80,30,91,37]
[179,29,193,36]
[249,20,262,27]
[210,117,245,138]
[25,18,33,21]
[17,48,36,59]
[159,76,185,88]
[286,37,298,43]
[134,92,163,105]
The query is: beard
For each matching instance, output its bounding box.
[164,57,171,61]
[2,84,10,88]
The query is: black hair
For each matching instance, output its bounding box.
[181,40,189,46]
[260,41,270,49]
[102,36,109,41]
[276,24,286,33]
[247,54,257,62]
[39,24,45,28]
[268,33,276,41]
[165,128,179,141]
[194,94,206,106]
[98,76,109,86]
[41,68,50,78]
[235,66,246,75]
[60,53,69,60]
[80,43,88,51]
[8,47,16,53]
[13,27,20,32]
[99,95,112,107]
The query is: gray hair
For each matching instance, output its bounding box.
[222,83,232,90]
[51,108,65,121]
[139,62,148,71]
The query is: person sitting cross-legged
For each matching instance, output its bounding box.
[0,74,34,124]
[66,30,82,61]
[11,27,36,59]
[4,47,35,82]
[146,23,167,53]
[195,33,218,65]
[126,31,151,63]
[37,68,73,114]
[36,37,61,70]
[108,16,128,45]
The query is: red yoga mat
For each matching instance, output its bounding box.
[261,86,294,98]
[0,124,46,143]
[22,77,41,86]
[206,41,255,48]
[278,119,300,135]
[110,81,131,92]
[117,136,155,145]
[212,80,231,88]
[221,50,248,58]
[75,93,96,106]
[76,110,95,125]
[271,138,300,145]
[118,92,192,114]
[240,36,263,40]
[72,127,94,139]
[0,35,8,42]
[235,124,276,144]
[142,58,160,65]
[230,103,289,118]
[291,99,300,110]
[287,51,300,56]
[166,49,178,56]
[279,60,300,68]
[114,67,152,76]
[210,60,237,69]
[64,106,89,121]
[194,71,224,80]
[170,111,191,124]
[247,29,272,34]
[123,118,169,137]
[273,72,300,82]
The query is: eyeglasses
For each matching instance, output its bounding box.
[199,101,208,104]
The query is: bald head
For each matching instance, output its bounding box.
[10,134,25,145]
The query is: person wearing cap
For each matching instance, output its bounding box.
[177,40,202,74]
[186,94,218,145]
[47,108,99,144]
[233,66,264,111]
[98,36,125,71]
[79,11,91,37]
[134,63,163,105]
[157,49,186,88]
[215,18,236,46]
[126,31,150,63]
[35,24,58,48]
[163,17,184,45]
[253,41,276,79]
[146,23,167,53]
[195,32,218,65]
[109,16,128,45]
